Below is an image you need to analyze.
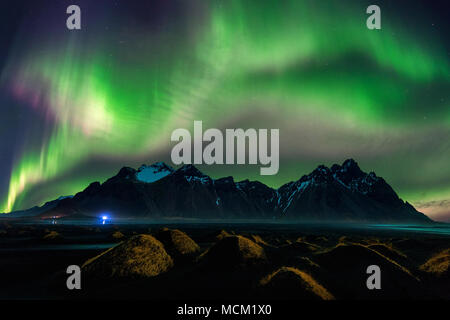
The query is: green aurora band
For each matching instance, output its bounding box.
[1,1,449,220]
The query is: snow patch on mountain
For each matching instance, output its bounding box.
[136,162,174,183]
[281,180,311,214]
[185,175,211,184]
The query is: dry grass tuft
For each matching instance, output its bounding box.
[250,234,272,247]
[260,267,334,300]
[419,249,450,277]
[154,228,200,258]
[112,231,125,240]
[215,230,231,241]
[317,243,418,280]
[294,238,320,251]
[201,235,266,268]
[368,243,407,260]
[42,231,62,241]
[82,234,173,278]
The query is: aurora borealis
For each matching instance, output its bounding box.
[0,0,449,221]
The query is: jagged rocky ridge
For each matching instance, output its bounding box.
[34,159,430,222]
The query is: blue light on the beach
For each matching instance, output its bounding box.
[100,214,110,224]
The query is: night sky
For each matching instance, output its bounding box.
[0,0,449,221]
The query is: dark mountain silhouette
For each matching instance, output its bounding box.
[8,159,431,223]
[3,196,73,218]
[275,159,429,222]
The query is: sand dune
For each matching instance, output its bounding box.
[420,249,450,277]
[82,234,173,278]
[200,235,267,269]
[154,228,200,261]
[260,266,334,300]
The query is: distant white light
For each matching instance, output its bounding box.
[102,216,108,220]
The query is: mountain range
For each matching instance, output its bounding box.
[4,159,431,223]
